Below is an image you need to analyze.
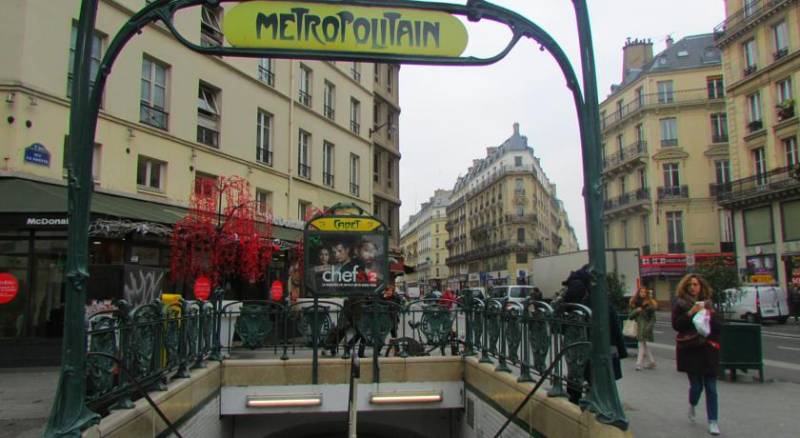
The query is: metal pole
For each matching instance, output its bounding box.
[571,0,628,428]
[44,1,102,436]
[347,353,360,438]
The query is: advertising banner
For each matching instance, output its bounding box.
[304,214,388,297]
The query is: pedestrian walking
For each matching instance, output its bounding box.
[671,273,722,436]
[629,287,657,370]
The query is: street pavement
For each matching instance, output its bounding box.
[2,314,800,437]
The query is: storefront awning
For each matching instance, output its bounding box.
[0,178,302,241]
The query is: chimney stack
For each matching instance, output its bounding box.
[665,35,674,48]
[621,37,653,82]
[513,122,520,136]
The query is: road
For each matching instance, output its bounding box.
[650,312,800,383]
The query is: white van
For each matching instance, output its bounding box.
[722,285,790,324]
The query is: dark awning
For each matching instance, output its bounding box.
[0,178,302,241]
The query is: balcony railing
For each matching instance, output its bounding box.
[603,188,650,213]
[602,88,722,131]
[714,0,792,41]
[657,185,689,200]
[464,164,539,200]
[603,140,647,170]
[660,138,678,147]
[323,172,334,187]
[298,163,311,179]
[324,105,335,120]
[712,133,729,143]
[140,101,168,130]
[743,64,758,77]
[717,165,800,204]
[505,214,538,224]
[748,120,764,133]
[350,120,360,134]
[709,182,731,197]
[258,66,274,86]
[350,183,360,196]
[298,90,311,107]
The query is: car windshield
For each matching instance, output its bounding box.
[509,287,529,298]
[490,287,505,298]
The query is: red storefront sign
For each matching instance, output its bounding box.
[0,273,19,305]
[194,276,211,301]
[640,253,734,277]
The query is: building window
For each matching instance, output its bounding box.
[298,200,311,221]
[514,156,523,167]
[350,98,361,134]
[68,24,103,97]
[616,134,624,156]
[351,62,361,81]
[374,199,382,217]
[256,189,272,215]
[744,206,773,245]
[776,78,793,120]
[641,215,650,246]
[256,109,273,165]
[258,58,274,86]
[744,0,757,17]
[386,65,393,93]
[387,110,395,140]
[619,175,627,194]
[298,130,311,179]
[782,200,800,241]
[197,82,220,147]
[323,141,335,187]
[659,117,677,147]
[299,64,312,107]
[323,81,335,119]
[350,153,360,196]
[636,124,644,143]
[616,99,624,118]
[638,168,647,189]
[136,156,165,192]
[621,219,629,248]
[635,86,644,106]
[194,172,217,198]
[373,151,380,182]
[374,63,380,82]
[753,147,767,186]
[663,163,680,187]
[715,160,731,185]
[773,21,789,59]
[140,57,168,130]
[63,136,102,182]
[784,137,798,167]
[743,38,758,74]
[517,228,525,243]
[200,5,223,47]
[387,157,394,188]
[710,113,728,143]
[516,206,524,217]
[373,102,380,125]
[707,76,724,99]
[666,211,684,251]
[516,253,528,264]
[747,92,763,131]
[657,80,674,103]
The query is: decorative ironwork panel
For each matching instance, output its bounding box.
[298,305,333,347]
[85,315,117,401]
[235,303,273,349]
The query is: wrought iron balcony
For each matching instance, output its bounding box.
[709,182,732,197]
[714,0,792,43]
[748,120,764,133]
[323,172,334,187]
[140,101,168,130]
[602,88,723,132]
[717,165,800,206]
[603,140,648,172]
[712,133,729,143]
[298,90,312,107]
[657,185,689,200]
[743,64,758,77]
[505,214,538,224]
[603,188,650,215]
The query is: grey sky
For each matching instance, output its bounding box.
[398,0,724,248]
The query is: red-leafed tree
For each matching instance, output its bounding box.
[170,175,276,288]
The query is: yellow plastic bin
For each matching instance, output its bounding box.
[161,293,183,367]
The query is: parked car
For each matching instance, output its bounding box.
[722,285,790,324]
[489,285,536,308]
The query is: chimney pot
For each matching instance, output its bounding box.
[513,122,520,136]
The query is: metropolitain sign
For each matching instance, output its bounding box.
[223,1,469,57]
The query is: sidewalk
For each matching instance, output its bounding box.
[0,367,58,438]
[618,354,800,437]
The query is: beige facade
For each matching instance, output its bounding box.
[599,35,731,301]
[371,63,402,253]
[399,190,451,292]
[445,124,578,289]
[715,0,800,290]
[0,0,401,237]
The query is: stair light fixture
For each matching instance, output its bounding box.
[246,394,322,408]
[369,390,443,405]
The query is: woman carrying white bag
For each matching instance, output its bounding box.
[672,274,723,436]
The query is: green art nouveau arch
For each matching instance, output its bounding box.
[47,1,624,436]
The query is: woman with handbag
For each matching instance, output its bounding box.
[672,274,722,436]
[629,287,657,370]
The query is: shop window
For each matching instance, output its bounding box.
[782,200,800,241]
[744,206,774,245]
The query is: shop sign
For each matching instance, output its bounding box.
[23,143,50,167]
[640,252,734,277]
[749,274,775,284]
[468,273,479,282]
[194,276,211,301]
[223,1,468,58]
[0,273,19,305]
[304,212,388,297]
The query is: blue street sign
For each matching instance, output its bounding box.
[24,143,50,167]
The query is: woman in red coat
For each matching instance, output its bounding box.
[671,273,722,436]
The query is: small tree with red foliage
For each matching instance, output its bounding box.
[170,175,276,291]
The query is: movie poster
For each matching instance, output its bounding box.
[304,216,388,297]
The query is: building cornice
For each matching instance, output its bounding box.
[651,148,690,161]
[726,48,800,95]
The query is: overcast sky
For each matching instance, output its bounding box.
[398,0,725,248]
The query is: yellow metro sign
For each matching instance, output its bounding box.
[223,1,469,57]
[309,217,382,232]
